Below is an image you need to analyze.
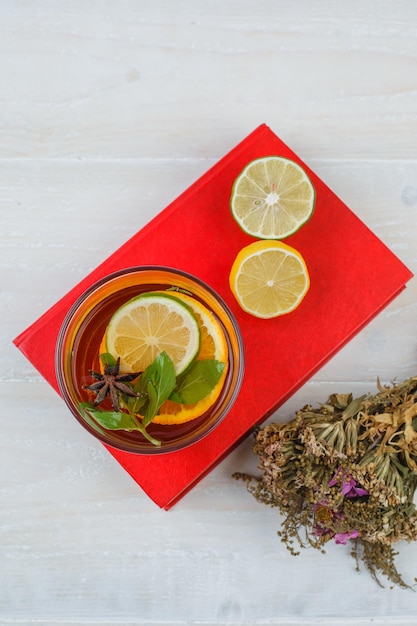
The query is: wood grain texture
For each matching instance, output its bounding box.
[2,1,417,624]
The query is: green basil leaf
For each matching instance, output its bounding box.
[136,352,176,425]
[168,390,184,404]
[99,352,116,369]
[124,390,148,416]
[79,403,139,431]
[173,360,225,404]
[142,380,158,426]
[141,352,176,398]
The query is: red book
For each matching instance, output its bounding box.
[14,124,413,509]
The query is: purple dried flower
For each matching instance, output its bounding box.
[334,530,359,545]
[341,477,369,498]
[329,467,369,498]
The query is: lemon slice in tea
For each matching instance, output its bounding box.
[105,292,200,375]
[229,240,310,318]
[230,156,315,239]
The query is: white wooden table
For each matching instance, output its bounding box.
[2,2,417,624]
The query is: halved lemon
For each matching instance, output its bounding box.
[105,292,200,375]
[229,240,310,318]
[151,291,229,425]
[230,156,315,239]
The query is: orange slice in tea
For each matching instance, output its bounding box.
[101,290,229,425]
[151,291,229,425]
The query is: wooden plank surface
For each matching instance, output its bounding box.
[2,1,417,624]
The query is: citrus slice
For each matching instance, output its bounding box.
[230,156,315,239]
[151,291,229,425]
[229,240,310,318]
[158,291,228,362]
[105,292,200,375]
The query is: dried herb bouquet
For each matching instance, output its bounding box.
[234,377,417,588]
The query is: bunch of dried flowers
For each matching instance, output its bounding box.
[234,377,417,588]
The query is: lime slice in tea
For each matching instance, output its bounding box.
[105,292,201,375]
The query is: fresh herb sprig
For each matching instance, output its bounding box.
[80,352,225,446]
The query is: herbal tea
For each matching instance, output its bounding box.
[56,267,244,454]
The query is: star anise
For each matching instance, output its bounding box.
[84,357,142,412]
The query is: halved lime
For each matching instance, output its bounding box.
[230,156,316,239]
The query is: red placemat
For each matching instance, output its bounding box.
[14,124,413,509]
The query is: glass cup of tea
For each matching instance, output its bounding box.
[55,266,244,454]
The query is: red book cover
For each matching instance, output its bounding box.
[14,124,413,509]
